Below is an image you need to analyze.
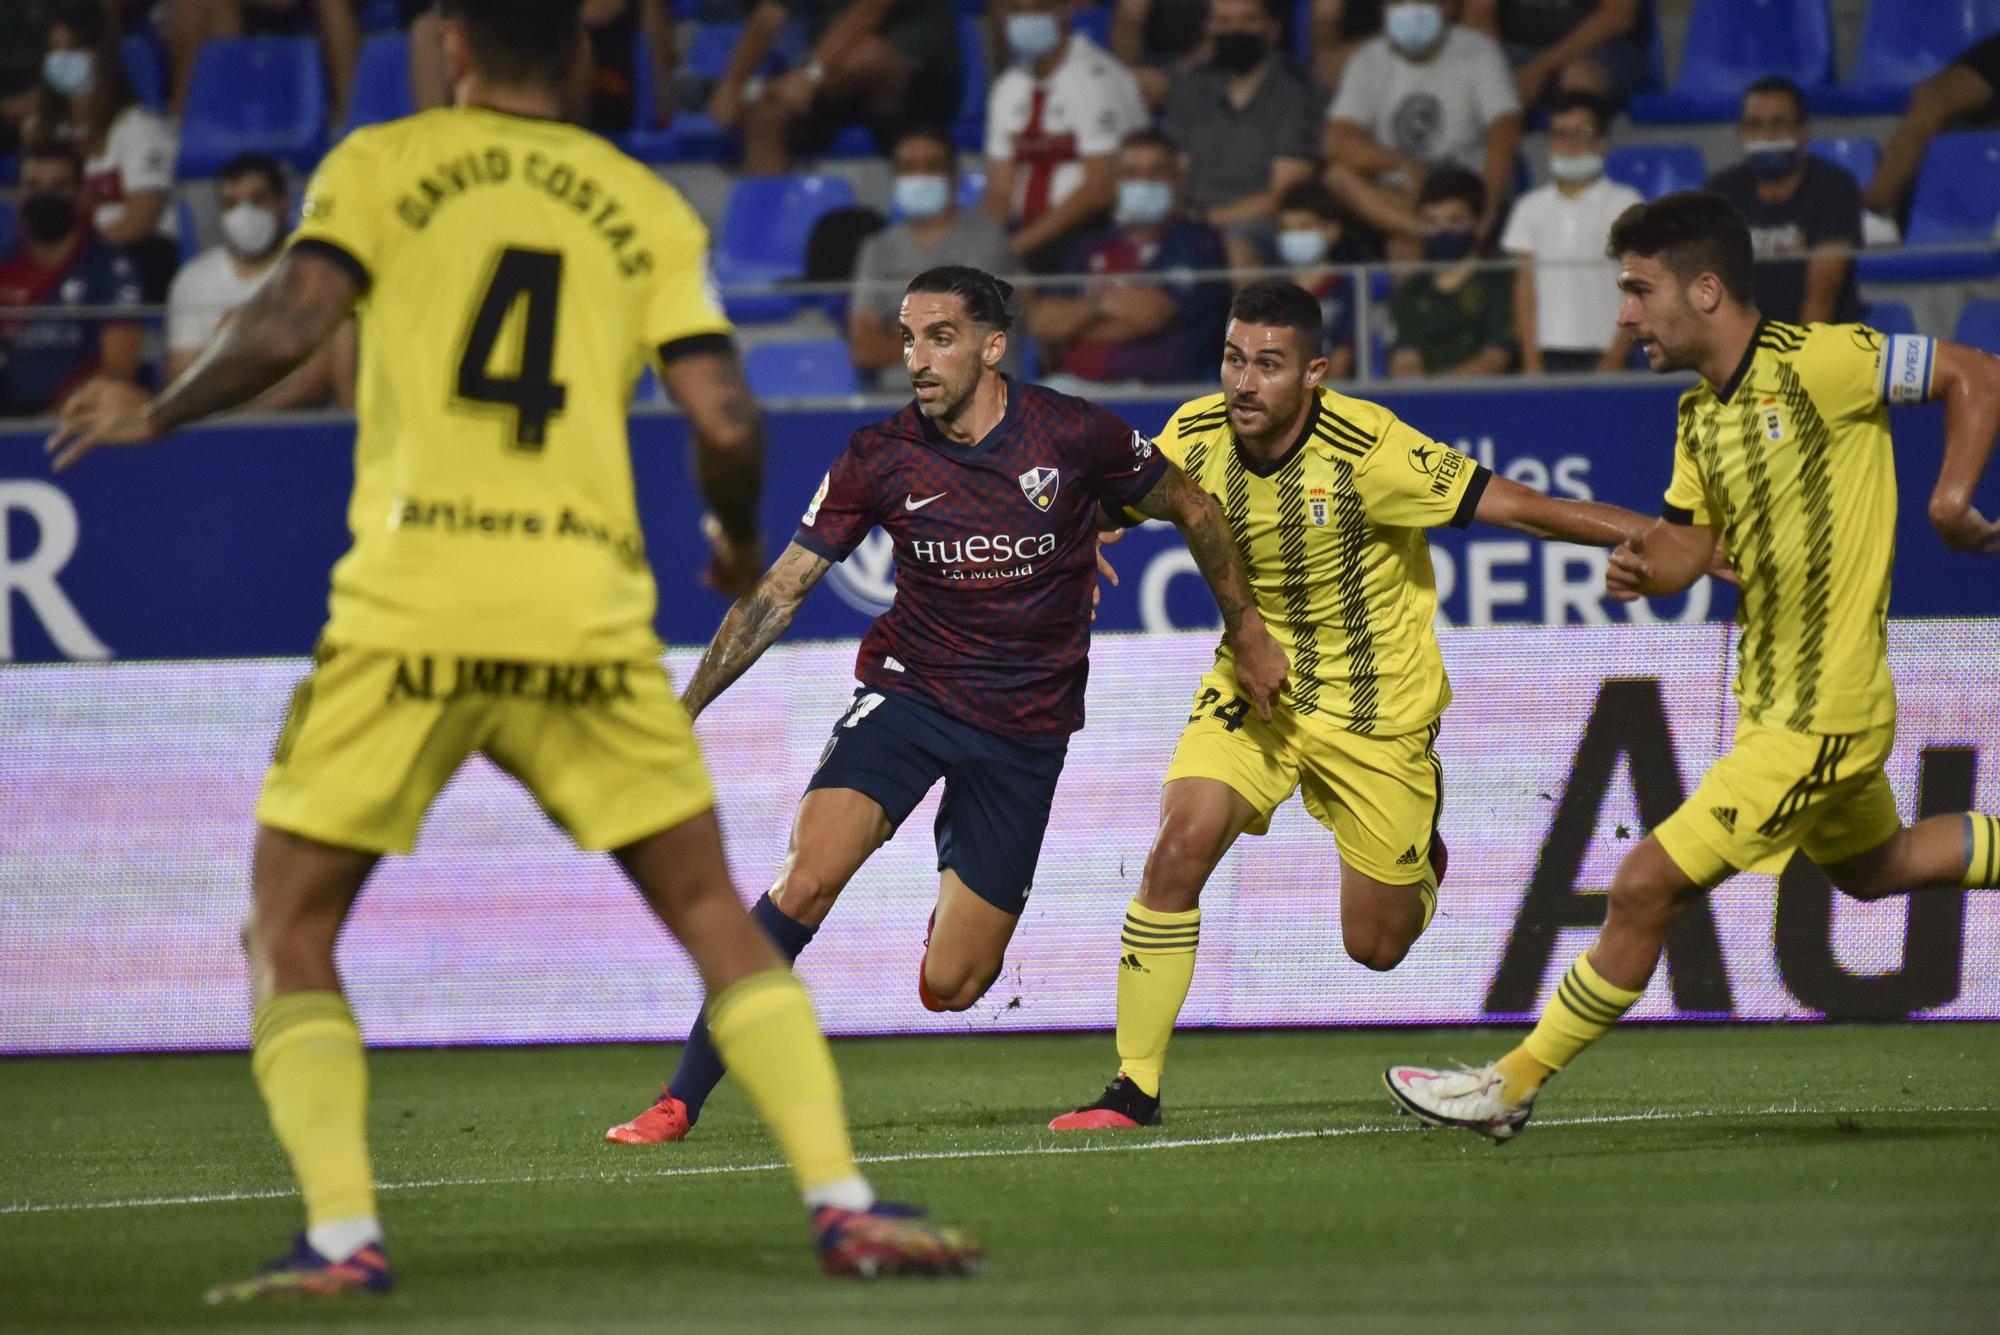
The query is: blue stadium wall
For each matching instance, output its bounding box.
[3,382,1997,1052]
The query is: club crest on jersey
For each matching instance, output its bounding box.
[1018,466,1060,511]
[1760,398,1784,442]
[1307,487,1330,526]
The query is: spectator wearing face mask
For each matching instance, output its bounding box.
[162,152,343,409]
[1388,165,1513,378]
[1275,180,1366,380]
[1025,128,1230,385]
[1499,90,1640,373]
[27,0,181,302]
[0,143,143,417]
[1324,0,1521,254]
[1161,0,1325,274]
[984,0,1149,273]
[850,127,1018,384]
[1704,76,1862,328]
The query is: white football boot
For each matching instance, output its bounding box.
[1382,1062,1536,1143]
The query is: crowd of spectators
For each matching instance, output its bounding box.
[3,0,1998,416]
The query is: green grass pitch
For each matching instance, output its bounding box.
[5,1025,1997,1334]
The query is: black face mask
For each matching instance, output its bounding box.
[1213,33,1268,74]
[20,193,77,245]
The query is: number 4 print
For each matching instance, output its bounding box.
[456,247,569,450]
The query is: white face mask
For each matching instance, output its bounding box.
[1549,152,1605,183]
[1277,227,1329,267]
[221,201,282,259]
[893,174,952,221]
[1384,3,1445,56]
[1113,179,1175,228]
[1006,13,1063,63]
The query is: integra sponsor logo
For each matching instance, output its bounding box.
[907,531,1058,568]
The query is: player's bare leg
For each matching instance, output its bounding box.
[1820,815,2000,899]
[208,827,392,1303]
[609,787,892,1144]
[1336,858,1434,973]
[1052,779,1258,1130]
[615,807,981,1277]
[918,870,1020,1012]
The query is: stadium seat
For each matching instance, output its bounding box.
[341,33,414,136]
[958,170,986,212]
[357,0,401,30]
[1855,131,2000,283]
[0,197,15,258]
[712,174,858,321]
[1820,0,2000,116]
[1071,7,1113,47]
[1954,298,2000,355]
[1628,0,1835,125]
[1863,300,1916,337]
[743,338,861,399]
[953,16,990,151]
[1808,135,1880,190]
[1602,143,1707,199]
[175,196,199,264]
[121,35,165,113]
[177,38,327,176]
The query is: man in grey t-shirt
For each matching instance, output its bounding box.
[850,128,1019,385]
[1324,0,1521,252]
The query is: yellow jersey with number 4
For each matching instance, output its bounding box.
[289,105,731,660]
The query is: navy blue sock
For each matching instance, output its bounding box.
[666,893,818,1124]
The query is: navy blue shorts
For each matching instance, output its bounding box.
[806,687,1069,915]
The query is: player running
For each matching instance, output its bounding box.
[48,0,980,1295]
[605,264,1286,1145]
[1051,279,1666,1131]
[1385,191,2000,1141]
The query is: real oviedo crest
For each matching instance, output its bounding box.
[1307,487,1330,526]
[1018,466,1060,511]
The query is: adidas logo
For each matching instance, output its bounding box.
[1710,805,1738,834]
[1395,845,1422,867]
[1119,952,1148,972]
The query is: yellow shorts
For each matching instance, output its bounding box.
[256,640,716,855]
[1654,717,1901,884]
[1163,669,1444,886]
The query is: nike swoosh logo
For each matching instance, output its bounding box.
[904,492,947,511]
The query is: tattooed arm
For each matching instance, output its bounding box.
[1129,460,1290,718]
[661,342,769,597]
[681,541,833,719]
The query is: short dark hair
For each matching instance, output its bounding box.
[1605,190,1756,305]
[439,0,582,89]
[21,141,83,182]
[891,125,957,162]
[218,152,288,198]
[1416,165,1485,216]
[1228,280,1324,357]
[1119,127,1179,157]
[1547,89,1614,136]
[905,265,1015,332]
[1742,75,1807,121]
[1277,180,1342,220]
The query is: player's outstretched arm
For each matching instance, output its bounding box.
[1130,461,1290,718]
[1925,339,2000,554]
[680,540,833,720]
[1604,519,1719,603]
[662,344,768,597]
[1470,474,1651,548]
[46,249,359,469]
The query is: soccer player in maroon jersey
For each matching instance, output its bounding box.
[607,264,1286,1144]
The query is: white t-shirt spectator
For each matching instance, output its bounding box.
[1329,26,1519,174]
[986,32,1146,227]
[1500,174,1643,353]
[166,246,271,356]
[81,105,178,239]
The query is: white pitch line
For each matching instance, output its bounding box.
[4,1103,1991,1220]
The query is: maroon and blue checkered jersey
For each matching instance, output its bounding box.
[794,381,1168,738]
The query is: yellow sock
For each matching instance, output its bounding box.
[1965,814,1999,889]
[250,991,375,1228]
[707,968,860,1198]
[1115,901,1200,1099]
[1507,952,1644,1101]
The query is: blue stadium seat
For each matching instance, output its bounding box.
[357,0,401,30]
[1602,143,1707,199]
[341,33,414,136]
[1955,298,2000,354]
[1820,0,2000,116]
[954,16,990,151]
[1808,135,1880,189]
[175,196,199,264]
[712,174,858,322]
[744,338,861,399]
[0,197,16,259]
[121,35,165,113]
[1856,131,2000,282]
[1863,300,1916,336]
[178,38,327,176]
[1628,0,1835,125]
[1071,7,1113,47]
[958,170,986,212]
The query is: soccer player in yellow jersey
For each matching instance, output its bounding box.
[1051,280,1664,1130]
[1386,191,2000,1141]
[47,0,979,1293]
